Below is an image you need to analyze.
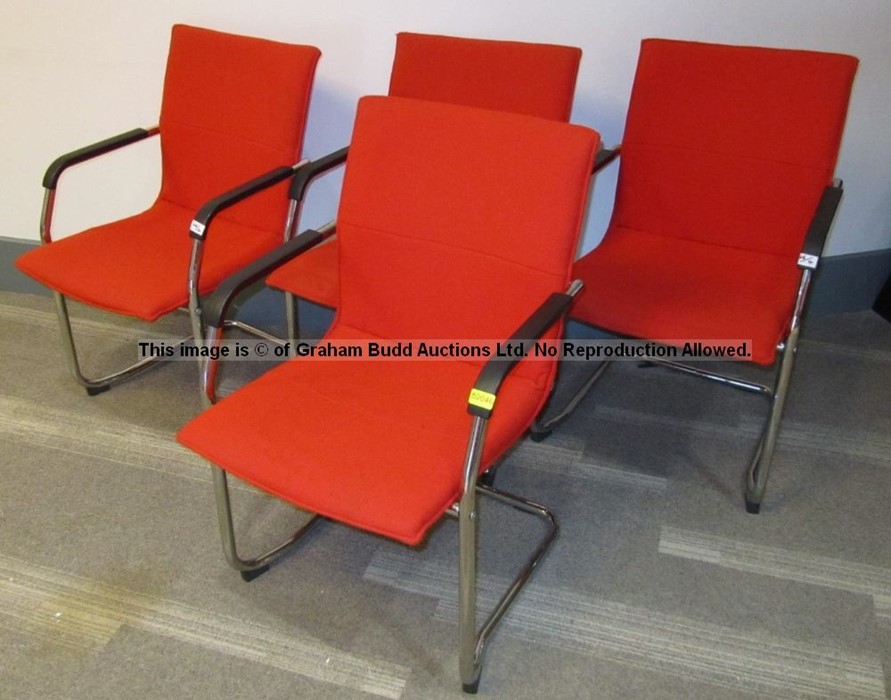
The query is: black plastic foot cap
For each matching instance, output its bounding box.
[86,384,111,396]
[462,679,480,694]
[745,499,761,514]
[240,564,270,582]
[529,429,551,443]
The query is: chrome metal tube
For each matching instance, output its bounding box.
[644,358,773,396]
[53,292,188,392]
[473,485,558,654]
[39,189,56,245]
[458,416,487,691]
[745,269,812,509]
[212,466,321,575]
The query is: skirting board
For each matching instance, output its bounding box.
[2,236,889,330]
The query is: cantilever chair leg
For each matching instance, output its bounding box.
[212,466,322,581]
[745,327,801,513]
[54,292,191,395]
[531,360,611,441]
[533,338,807,512]
[456,415,559,693]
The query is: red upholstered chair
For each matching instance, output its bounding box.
[177,96,599,692]
[535,39,858,513]
[258,32,581,338]
[15,25,320,394]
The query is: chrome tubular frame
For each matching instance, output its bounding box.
[212,465,322,582]
[52,291,191,395]
[39,189,56,244]
[281,198,302,344]
[187,237,206,351]
[744,267,812,512]
[532,359,611,439]
[534,267,814,512]
[638,358,772,396]
[199,325,223,407]
[456,415,559,693]
[43,181,185,394]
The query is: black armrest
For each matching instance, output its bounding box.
[592,145,621,174]
[288,146,349,201]
[798,183,844,270]
[43,127,159,189]
[190,165,299,240]
[468,281,582,419]
[203,228,330,328]
[189,146,350,241]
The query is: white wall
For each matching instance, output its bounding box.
[1,0,889,257]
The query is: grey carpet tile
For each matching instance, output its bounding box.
[0,553,409,698]
[2,290,891,698]
[584,405,891,467]
[0,395,210,485]
[507,438,669,492]
[799,337,891,364]
[365,548,886,699]
[659,526,891,602]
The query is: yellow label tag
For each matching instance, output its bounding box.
[468,388,496,411]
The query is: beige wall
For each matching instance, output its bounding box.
[1,0,889,256]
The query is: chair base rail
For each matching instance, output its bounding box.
[534,334,802,513]
[455,415,559,693]
[531,359,611,440]
[53,292,288,396]
[54,292,191,395]
[212,466,323,579]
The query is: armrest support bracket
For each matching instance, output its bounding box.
[468,280,583,419]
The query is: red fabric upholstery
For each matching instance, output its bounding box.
[572,228,801,365]
[16,201,280,320]
[388,32,580,122]
[178,96,598,545]
[572,39,858,365]
[266,31,582,309]
[17,25,320,320]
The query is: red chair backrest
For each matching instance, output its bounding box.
[336,96,597,387]
[388,32,581,122]
[158,25,320,233]
[612,38,858,257]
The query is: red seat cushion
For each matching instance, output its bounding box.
[16,200,280,320]
[177,326,547,545]
[269,31,582,308]
[571,227,801,365]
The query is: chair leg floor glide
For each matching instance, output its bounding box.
[212,466,324,581]
[53,292,192,395]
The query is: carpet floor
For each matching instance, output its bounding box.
[1,291,889,699]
